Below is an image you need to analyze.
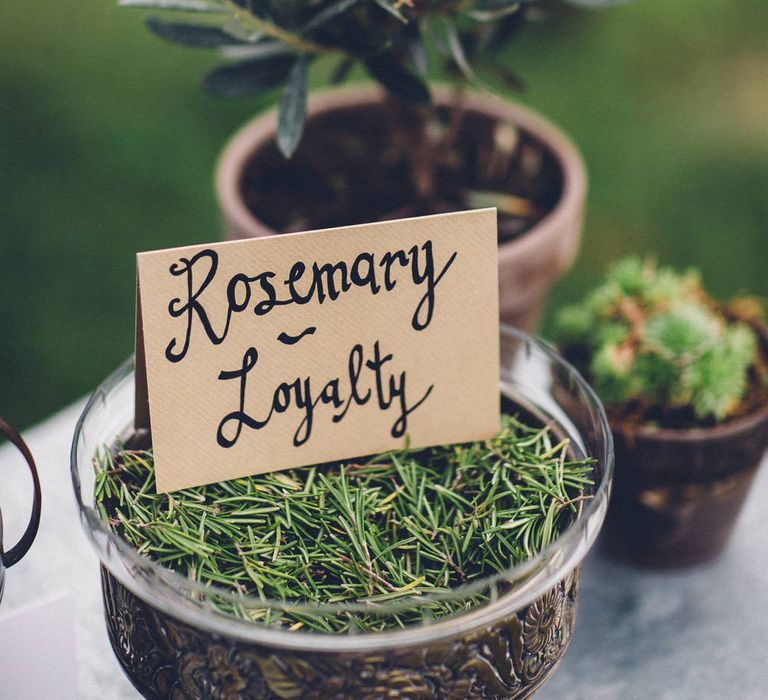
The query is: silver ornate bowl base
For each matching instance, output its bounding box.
[102,567,580,700]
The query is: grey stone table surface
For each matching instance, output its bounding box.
[1,400,767,699]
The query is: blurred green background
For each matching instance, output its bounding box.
[1,0,767,429]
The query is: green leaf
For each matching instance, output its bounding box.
[444,19,474,81]
[364,53,431,105]
[330,56,356,85]
[300,0,363,35]
[686,325,756,420]
[554,304,594,345]
[607,257,650,296]
[219,40,295,61]
[643,304,720,361]
[277,55,309,158]
[406,36,428,76]
[373,0,408,23]
[220,17,263,43]
[203,54,295,97]
[120,0,223,11]
[590,343,639,405]
[466,1,527,23]
[473,0,530,6]
[146,17,247,48]
[633,352,679,406]
[565,0,631,7]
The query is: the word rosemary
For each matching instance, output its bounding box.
[94,414,594,632]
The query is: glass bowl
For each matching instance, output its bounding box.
[71,325,613,699]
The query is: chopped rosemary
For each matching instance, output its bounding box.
[94,414,594,632]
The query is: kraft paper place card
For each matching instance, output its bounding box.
[136,209,500,493]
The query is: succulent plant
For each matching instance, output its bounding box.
[554,258,766,424]
[121,0,615,156]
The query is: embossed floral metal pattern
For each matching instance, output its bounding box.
[102,567,579,699]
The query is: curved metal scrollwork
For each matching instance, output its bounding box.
[102,567,579,699]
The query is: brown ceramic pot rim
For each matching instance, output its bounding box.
[215,83,587,269]
[616,401,768,444]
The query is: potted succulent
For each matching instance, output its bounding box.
[554,258,768,567]
[72,327,614,698]
[119,0,619,329]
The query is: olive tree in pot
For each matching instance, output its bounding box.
[554,258,768,567]
[122,0,617,329]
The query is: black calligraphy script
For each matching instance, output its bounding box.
[163,241,457,449]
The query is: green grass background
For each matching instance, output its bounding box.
[1,0,767,429]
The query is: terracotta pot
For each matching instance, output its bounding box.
[215,86,587,331]
[604,332,768,567]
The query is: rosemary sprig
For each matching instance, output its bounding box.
[94,414,595,632]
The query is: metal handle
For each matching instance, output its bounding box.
[0,417,42,567]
